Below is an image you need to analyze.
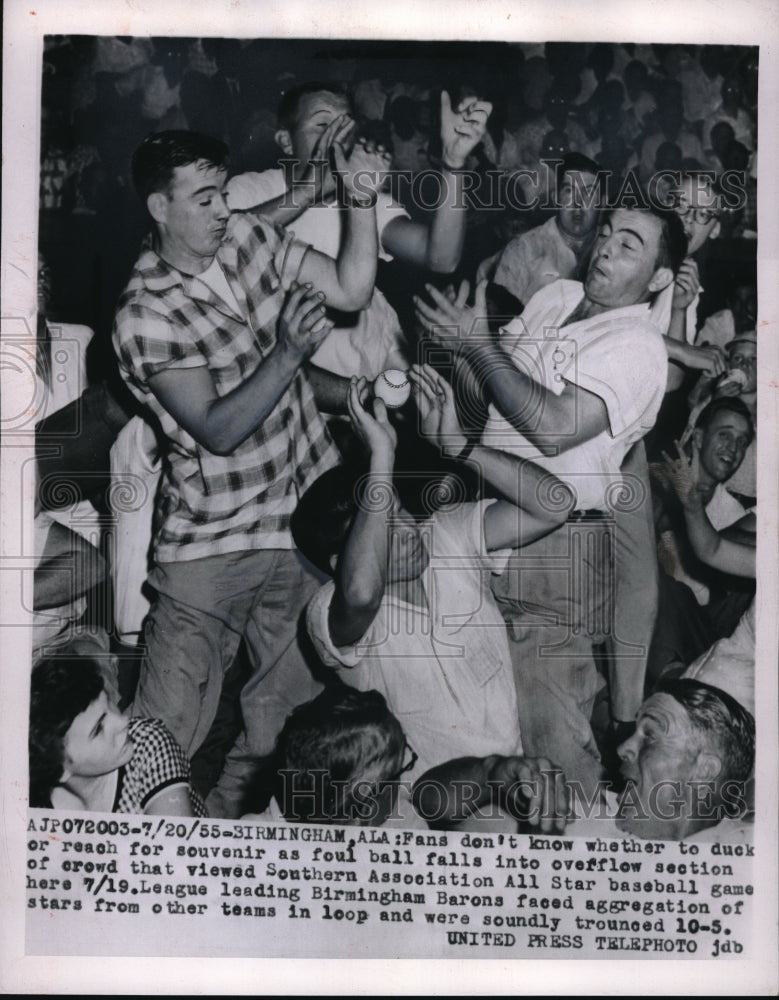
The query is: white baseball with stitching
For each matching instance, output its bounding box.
[374,368,411,408]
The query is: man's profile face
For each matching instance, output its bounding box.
[670,176,721,254]
[615,693,709,840]
[584,208,667,309]
[285,90,353,164]
[557,170,601,240]
[154,160,229,270]
[695,408,751,484]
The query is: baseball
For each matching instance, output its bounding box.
[374,368,411,408]
[719,368,748,391]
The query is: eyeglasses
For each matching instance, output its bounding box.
[671,199,719,225]
[728,352,756,368]
[388,743,418,781]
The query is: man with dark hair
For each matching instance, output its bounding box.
[648,396,754,685]
[113,128,386,817]
[415,206,685,795]
[225,82,492,378]
[477,152,605,307]
[615,677,754,841]
[244,685,570,832]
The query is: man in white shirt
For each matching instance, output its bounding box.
[226,81,492,379]
[415,206,687,795]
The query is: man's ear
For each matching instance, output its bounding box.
[648,266,674,294]
[694,749,723,783]
[275,128,294,158]
[692,427,704,452]
[328,552,339,575]
[147,191,169,226]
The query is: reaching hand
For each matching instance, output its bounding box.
[681,342,727,378]
[408,364,467,456]
[277,282,333,362]
[333,136,392,199]
[661,438,706,511]
[440,91,492,169]
[303,113,356,201]
[489,756,570,833]
[347,376,398,462]
[671,257,701,312]
[414,278,489,351]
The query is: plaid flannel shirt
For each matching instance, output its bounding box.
[113,211,339,562]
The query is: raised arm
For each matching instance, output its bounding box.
[147,282,333,455]
[230,114,356,227]
[663,259,726,393]
[409,364,574,550]
[414,280,610,456]
[381,92,492,273]
[296,140,384,311]
[662,439,755,577]
[327,380,398,649]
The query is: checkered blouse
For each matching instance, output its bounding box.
[113,211,339,561]
[114,717,206,816]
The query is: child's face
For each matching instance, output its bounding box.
[62,691,134,780]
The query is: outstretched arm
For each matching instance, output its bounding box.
[413,755,569,832]
[409,364,574,550]
[381,92,492,273]
[297,140,383,311]
[231,114,356,226]
[414,280,609,455]
[148,282,333,455]
[328,380,398,649]
[662,439,755,577]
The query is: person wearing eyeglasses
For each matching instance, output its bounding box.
[291,365,575,789]
[650,172,729,394]
[243,686,570,833]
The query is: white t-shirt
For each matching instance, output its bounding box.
[481,280,668,511]
[306,500,523,779]
[684,600,754,717]
[225,169,410,378]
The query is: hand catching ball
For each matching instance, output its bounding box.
[374,369,411,409]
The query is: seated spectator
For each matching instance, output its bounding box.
[694,278,757,354]
[661,434,755,722]
[648,400,754,684]
[613,677,754,841]
[293,367,574,781]
[686,330,757,502]
[650,172,729,395]
[245,686,569,832]
[705,120,736,177]
[477,152,602,305]
[29,656,206,816]
[620,59,656,149]
[246,686,420,827]
[704,75,755,152]
[638,84,705,186]
[652,398,753,601]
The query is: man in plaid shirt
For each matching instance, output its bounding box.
[113,130,385,816]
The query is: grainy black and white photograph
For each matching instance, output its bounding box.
[2,0,777,994]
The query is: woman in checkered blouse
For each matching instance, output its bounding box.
[29,657,206,816]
